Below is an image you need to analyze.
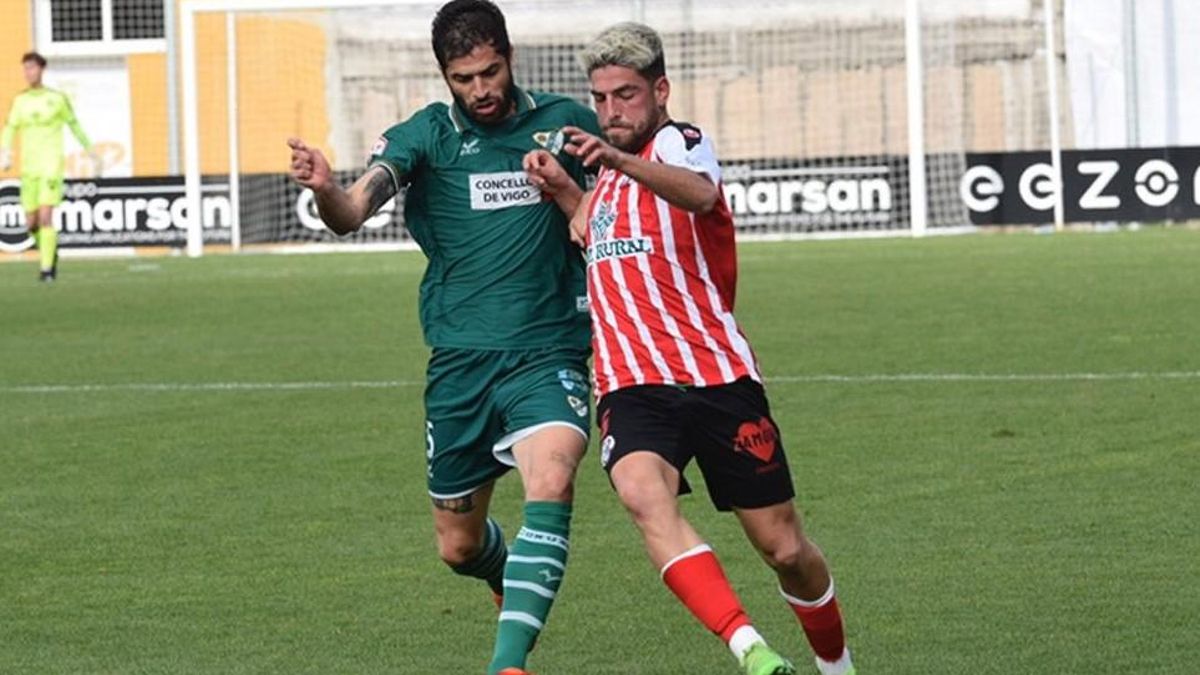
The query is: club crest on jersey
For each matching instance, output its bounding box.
[532,128,566,155]
[558,369,587,393]
[589,202,616,241]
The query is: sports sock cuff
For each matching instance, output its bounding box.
[450,519,506,578]
[780,578,835,608]
[522,500,572,536]
[660,543,713,578]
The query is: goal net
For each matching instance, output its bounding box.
[181,0,1059,251]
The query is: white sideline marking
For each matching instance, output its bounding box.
[769,371,1200,383]
[4,371,1200,394]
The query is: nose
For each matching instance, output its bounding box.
[470,76,489,100]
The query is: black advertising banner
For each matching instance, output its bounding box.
[717,154,910,231]
[0,175,232,251]
[238,170,409,245]
[962,146,1200,225]
[4,146,1197,252]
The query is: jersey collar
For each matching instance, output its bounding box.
[448,86,537,135]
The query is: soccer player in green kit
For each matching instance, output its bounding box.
[287,2,598,673]
[1,52,97,282]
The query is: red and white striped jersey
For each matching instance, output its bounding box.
[585,121,762,397]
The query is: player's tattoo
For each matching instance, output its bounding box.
[364,166,398,215]
[432,494,475,513]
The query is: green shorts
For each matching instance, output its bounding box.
[20,175,65,212]
[424,346,591,499]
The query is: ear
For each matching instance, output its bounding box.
[654,75,670,108]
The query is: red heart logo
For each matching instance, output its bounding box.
[733,418,777,463]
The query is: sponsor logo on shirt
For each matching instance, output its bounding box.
[459,138,481,156]
[587,237,654,264]
[468,171,542,210]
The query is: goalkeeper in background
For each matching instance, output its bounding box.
[1,51,97,282]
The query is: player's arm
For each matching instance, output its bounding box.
[568,189,592,247]
[61,95,92,151]
[562,125,719,214]
[288,137,397,235]
[0,100,17,171]
[523,149,584,217]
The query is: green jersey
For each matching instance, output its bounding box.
[1,87,91,178]
[369,87,600,350]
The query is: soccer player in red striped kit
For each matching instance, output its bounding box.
[524,22,855,675]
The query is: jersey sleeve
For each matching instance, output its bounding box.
[60,93,92,150]
[0,98,19,150]
[654,123,722,184]
[366,109,432,191]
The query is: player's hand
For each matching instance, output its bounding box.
[0,148,10,172]
[562,125,625,170]
[523,149,572,195]
[288,137,333,192]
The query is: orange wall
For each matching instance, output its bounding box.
[187,13,331,175]
[127,52,169,176]
[3,0,333,178]
[0,0,33,180]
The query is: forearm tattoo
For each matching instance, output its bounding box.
[364,167,398,215]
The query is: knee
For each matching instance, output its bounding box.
[762,535,824,576]
[523,467,576,503]
[436,529,483,568]
[615,479,673,528]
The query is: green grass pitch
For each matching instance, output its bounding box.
[2,230,1197,673]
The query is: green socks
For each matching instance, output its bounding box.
[37,227,57,272]
[449,517,507,595]
[488,500,572,674]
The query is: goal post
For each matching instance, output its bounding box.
[179,0,1064,256]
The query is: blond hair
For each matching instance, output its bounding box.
[578,22,665,80]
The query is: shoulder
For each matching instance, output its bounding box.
[380,102,449,138]
[656,121,708,151]
[40,88,71,103]
[652,121,721,181]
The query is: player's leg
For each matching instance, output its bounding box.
[424,349,513,604]
[19,175,44,279]
[486,353,589,674]
[736,504,852,674]
[431,480,507,602]
[603,386,791,674]
[38,178,63,279]
[689,378,851,675]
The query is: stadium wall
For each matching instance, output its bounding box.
[0,1,331,181]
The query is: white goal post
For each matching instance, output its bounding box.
[179,0,1065,256]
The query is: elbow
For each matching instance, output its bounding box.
[327,221,359,237]
[692,185,720,215]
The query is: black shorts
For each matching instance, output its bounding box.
[596,378,795,512]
